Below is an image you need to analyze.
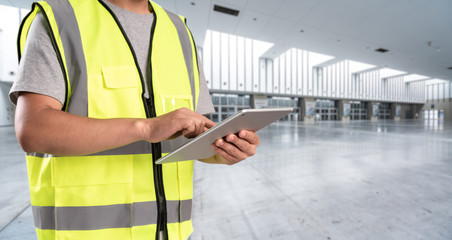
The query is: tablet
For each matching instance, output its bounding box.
[156,107,294,164]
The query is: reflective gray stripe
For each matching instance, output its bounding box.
[27,152,52,158]
[161,136,191,154]
[88,141,153,156]
[180,198,193,223]
[28,137,190,157]
[45,0,88,116]
[88,136,190,156]
[57,204,131,230]
[164,10,197,111]
[132,201,158,226]
[32,206,55,230]
[32,200,192,230]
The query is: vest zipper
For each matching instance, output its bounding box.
[146,98,168,240]
[99,1,168,239]
[146,4,169,239]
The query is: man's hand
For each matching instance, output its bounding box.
[143,108,215,143]
[200,130,260,165]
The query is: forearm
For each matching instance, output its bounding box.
[15,92,215,156]
[16,106,146,156]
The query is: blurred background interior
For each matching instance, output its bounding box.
[0,0,451,239]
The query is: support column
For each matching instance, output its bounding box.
[338,100,351,123]
[393,104,401,121]
[368,102,379,122]
[301,97,316,123]
[251,94,268,109]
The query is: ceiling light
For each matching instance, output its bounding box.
[214,5,239,16]
[375,48,389,53]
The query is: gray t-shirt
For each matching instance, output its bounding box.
[10,0,214,115]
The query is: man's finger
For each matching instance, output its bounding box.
[212,144,241,165]
[203,116,216,129]
[238,130,259,145]
[225,134,255,156]
[215,140,248,160]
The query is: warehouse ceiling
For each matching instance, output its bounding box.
[3,0,452,81]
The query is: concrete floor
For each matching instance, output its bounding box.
[1,120,451,240]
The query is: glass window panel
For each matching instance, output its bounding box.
[340,65,344,98]
[273,58,279,94]
[330,65,334,97]
[313,67,319,96]
[229,35,237,91]
[253,39,273,93]
[245,38,253,91]
[333,63,338,97]
[433,84,438,99]
[373,71,377,99]
[220,33,229,90]
[325,66,329,96]
[291,49,297,95]
[211,31,221,90]
[237,36,245,91]
[279,54,285,94]
[267,60,273,93]
[252,43,259,92]
[297,49,303,94]
[303,51,309,95]
[343,61,348,98]
[203,31,212,89]
[448,82,451,99]
[0,5,23,81]
[450,82,452,99]
[259,58,266,93]
[285,50,291,94]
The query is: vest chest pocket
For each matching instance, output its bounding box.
[88,66,145,119]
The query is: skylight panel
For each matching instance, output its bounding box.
[379,68,406,79]
[404,74,429,82]
[348,60,375,73]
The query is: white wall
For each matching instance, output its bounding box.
[0,5,28,82]
[425,81,451,101]
[0,29,3,79]
[0,81,14,126]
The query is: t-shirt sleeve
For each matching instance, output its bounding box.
[195,60,215,115]
[9,12,66,106]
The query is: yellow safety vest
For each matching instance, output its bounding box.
[18,0,200,239]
